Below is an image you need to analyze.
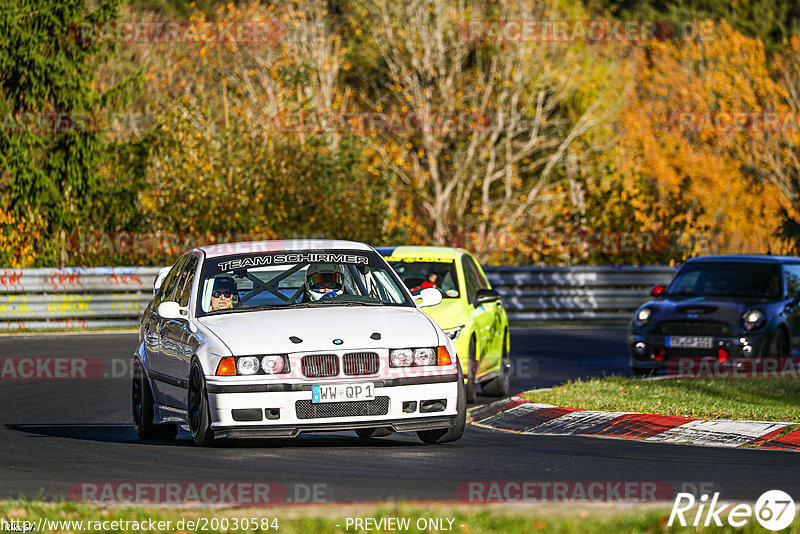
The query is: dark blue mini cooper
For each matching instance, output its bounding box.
[629,255,800,375]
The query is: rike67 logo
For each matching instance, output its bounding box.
[669,490,796,530]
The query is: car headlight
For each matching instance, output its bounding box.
[742,309,765,330]
[236,356,260,375]
[413,348,437,366]
[390,349,414,367]
[261,355,289,374]
[443,326,465,341]
[390,348,441,367]
[636,308,652,325]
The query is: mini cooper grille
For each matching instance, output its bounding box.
[295,396,390,419]
[301,354,339,378]
[343,352,380,375]
[655,321,731,336]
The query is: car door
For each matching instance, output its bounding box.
[159,254,199,408]
[148,255,188,404]
[783,263,800,350]
[461,255,495,377]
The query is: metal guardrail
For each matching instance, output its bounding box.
[0,267,161,330]
[0,265,678,329]
[483,265,679,323]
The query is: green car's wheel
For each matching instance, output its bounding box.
[465,336,477,403]
[482,329,510,397]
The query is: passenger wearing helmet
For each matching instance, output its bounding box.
[210,276,237,311]
[305,263,347,301]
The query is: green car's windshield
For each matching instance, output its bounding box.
[384,257,460,298]
[196,249,413,316]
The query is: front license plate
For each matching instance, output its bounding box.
[312,383,375,403]
[666,336,713,348]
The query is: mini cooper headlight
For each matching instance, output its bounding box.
[236,356,260,375]
[261,355,288,374]
[443,326,465,341]
[636,308,652,325]
[742,309,765,330]
[413,348,437,366]
[390,349,414,367]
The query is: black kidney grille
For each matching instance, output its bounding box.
[296,397,390,419]
[655,321,731,336]
[343,352,380,375]
[301,354,339,378]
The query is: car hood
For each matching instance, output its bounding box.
[649,296,773,325]
[198,306,439,355]
[420,298,468,330]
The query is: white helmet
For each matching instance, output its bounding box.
[305,263,347,301]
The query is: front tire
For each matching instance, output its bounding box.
[356,427,393,439]
[188,361,214,447]
[132,358,178,440]
[417,370,467,444]
[481,329,510,397]
[768,328,790,358]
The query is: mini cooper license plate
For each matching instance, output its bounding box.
[312,383,375,403]
[666,336,713,348]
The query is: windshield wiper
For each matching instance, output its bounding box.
[312,300,384,306]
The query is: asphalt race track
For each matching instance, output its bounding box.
[1,329,798,504]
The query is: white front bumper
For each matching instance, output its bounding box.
[206,379,459,437]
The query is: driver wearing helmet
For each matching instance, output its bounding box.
[305,263,347,301]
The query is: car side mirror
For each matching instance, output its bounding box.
[650,285,665,298]
[157,301,188,320]
[792,289,800,306]
[416,287,443,308]
[474,288,501,306]
[153,266,171,295]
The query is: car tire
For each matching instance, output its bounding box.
[355,427,394,439]
[417,368,467,444]
[768,328,790,358]
[132,358,178,441]
[465,336,477,403]
[188,361,215,447]
[481,329,510,397]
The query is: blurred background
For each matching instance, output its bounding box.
[2,0,800,268]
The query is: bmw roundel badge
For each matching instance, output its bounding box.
[332,338,344,345]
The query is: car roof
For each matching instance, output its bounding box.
[197,239,373,258]
[376,246,466,260]
[685,254,800,264]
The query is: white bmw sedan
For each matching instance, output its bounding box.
[132,239,465,446]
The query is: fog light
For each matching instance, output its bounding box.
[403,401,417,413]
[635,342,647,355]
[742,344,753,355]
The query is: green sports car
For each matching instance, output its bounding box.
[377,246,511,401]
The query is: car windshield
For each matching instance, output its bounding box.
[666,261,782,300]
[196,249,413,316]
[384,257,460,298]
